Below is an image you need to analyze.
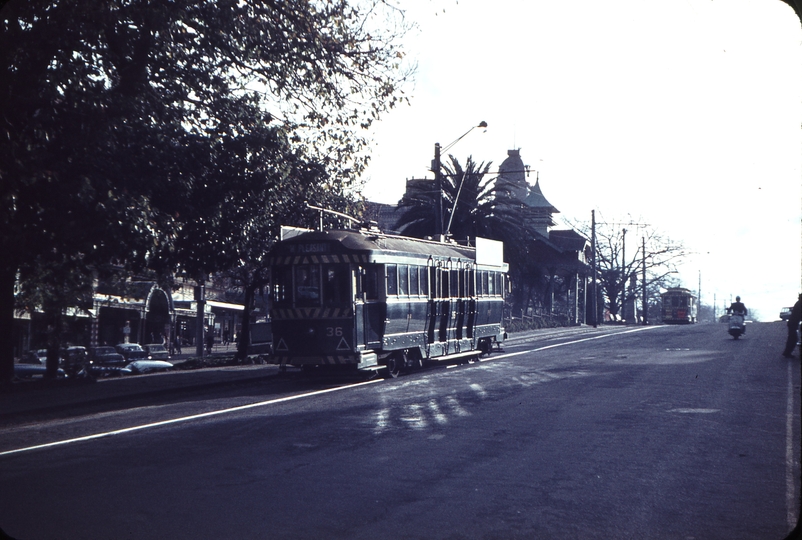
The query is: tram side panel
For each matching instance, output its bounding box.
[472,270,506,344]
[268,231,507,370]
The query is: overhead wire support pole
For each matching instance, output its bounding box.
[433,142,443,241]
[642,236,647,325]
[621,227,627,322]
[590,210,599,328]
[431,121,487,242]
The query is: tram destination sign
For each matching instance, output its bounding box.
[475,237,504,267]
[287,242,331,255]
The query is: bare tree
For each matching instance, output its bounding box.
[569,217,687,322]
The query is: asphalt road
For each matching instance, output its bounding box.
[0,322,799,539]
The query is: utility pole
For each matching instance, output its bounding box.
[698,270,702,323]
[590,210,599,328]
[642,236,647,325]
[195,282,206,358]
[713,293,717,322]
[433,142,443,241]
[621,228,627,322]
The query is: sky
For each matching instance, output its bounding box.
[360,0,802,322]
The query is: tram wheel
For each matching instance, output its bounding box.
[385,355,401,379]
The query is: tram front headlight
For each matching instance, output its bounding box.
[306,327,316,336]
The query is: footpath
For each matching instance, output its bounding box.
[0,324,621,423]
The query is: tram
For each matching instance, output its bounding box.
[660,287,697,324]
[267,226,508,376]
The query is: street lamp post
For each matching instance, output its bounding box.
[431,121,487,242]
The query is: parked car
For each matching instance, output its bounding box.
[89,364,132,377]
[780,307,793,321]
[88,346,126,365]
[14,363,65,379]
[126,359,174,375]
[58,346,91,378]
[143,344,170,360]
[115,343,148,361]
[19,349,47,365]
[60,346,88,367]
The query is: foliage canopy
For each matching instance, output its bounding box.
[0,0,412,381]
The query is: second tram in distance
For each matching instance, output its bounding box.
[268,227,508,376]
[661,287,697,324]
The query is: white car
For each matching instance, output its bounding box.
[125,360,174,375]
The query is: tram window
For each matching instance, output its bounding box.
[481,271,489,296]
[449,269,459,297]
[363,266,380,300]
[441,269,450,298]
[272,266,293,307]
[680,297,687,307]
[467,269,475,296]
[410,267,420,295]
[420,267,429,296]
[398,265,409,296]
[294,265,320,307]
[429,267,438,298]
[322,265,349,307]
[387,265,398,296]
[495,273,503,296]
[488,272,495,295]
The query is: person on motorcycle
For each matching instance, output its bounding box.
[728,296,748,333]
[728,296,747,316]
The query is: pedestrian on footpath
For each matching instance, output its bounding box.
[783,294,802,358]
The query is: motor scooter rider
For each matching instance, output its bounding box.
[728,296,748,333]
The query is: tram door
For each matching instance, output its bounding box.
[438,269,449,343]
[466,269,476,338]
[453,269,465,340]
[426,266,437,345]
[357,266,382,348]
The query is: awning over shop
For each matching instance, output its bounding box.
[206,300,245,311]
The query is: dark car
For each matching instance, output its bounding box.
[780,307,793,321]
[88,346,126,365]
[14,363,65,379]
[143,344,170,360]
[59,346,90,377]
[115,343,148,361]
[19,349,47,365]
[60,346,88,366]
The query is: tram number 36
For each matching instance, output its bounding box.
[326,327,343,337]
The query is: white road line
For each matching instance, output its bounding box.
[787,360,798,529]
[2,326,662,458]
[0,379,382,458]
[486,325,663,362]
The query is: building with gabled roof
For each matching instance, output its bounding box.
[364,147,592,325]
[496,148,591,323]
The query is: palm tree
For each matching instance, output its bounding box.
[397,155,562,317]
[396,155,529,248]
